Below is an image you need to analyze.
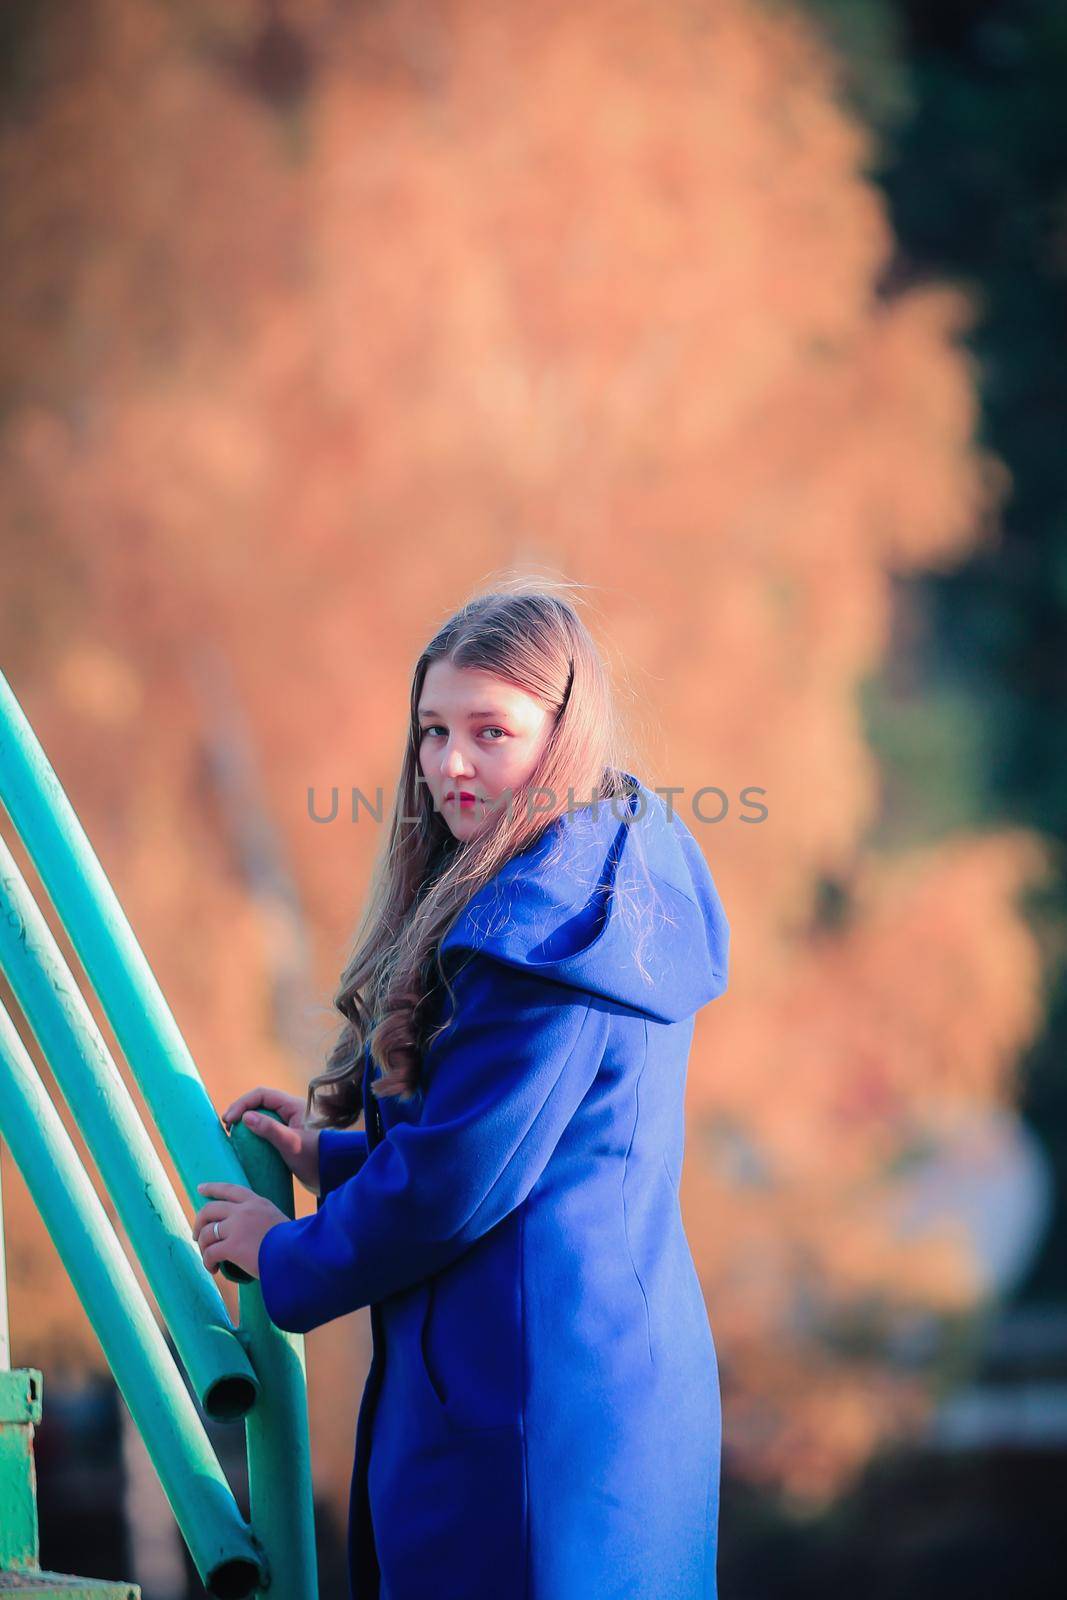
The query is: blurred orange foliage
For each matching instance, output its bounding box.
[0,0,1046,1508]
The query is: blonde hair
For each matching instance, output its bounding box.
[305,582,636,1123]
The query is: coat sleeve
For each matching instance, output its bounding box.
[313,1041,372,1209]
[315,1128,370,1207]
[257,955,609,1334]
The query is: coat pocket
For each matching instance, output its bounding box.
[368,1409,527,1599]
[419,1276,448,1408]
[418,1215,524,1432]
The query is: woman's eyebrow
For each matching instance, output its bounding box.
[417,707,512,720]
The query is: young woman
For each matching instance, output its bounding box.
[193,588,730,1600]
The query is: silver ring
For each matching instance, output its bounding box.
[213,1220,222,1242]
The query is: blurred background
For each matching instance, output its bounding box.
[2,0,1066,1594]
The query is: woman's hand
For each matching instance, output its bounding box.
[221,1085,323,1197]
[192,1182,289,1279]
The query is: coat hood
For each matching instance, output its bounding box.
[437,772,729,1023]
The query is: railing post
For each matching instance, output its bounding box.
[0,999,266,1595]
[235,1117,320,1600]
[0,1143,41,1578]
[0,667,321,1600]
[0,829,261,1422]
[0,1137,9,1372]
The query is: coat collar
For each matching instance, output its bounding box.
[436,771,729,1023]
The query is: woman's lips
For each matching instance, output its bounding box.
[445,791,479,806]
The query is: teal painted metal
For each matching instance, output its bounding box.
[0,833,259,1422]
[0,668,320,1600]
[0,1004,266,1597]
[0,671,253,1285]
[0,1140,8,1373]
[0,1573,139,1593]
[233,1118,319,1600]
[0,1369,41,1572]
[1,1169,140,1598]
[0,1536,141,1595]
[0,1163,140,1598]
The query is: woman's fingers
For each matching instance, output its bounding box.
[197,1181,253,1200]
[222,1086,295,1126]
[221,1087,271,1123]
[192,1199,229,1232]
[236,1112,293,1153]
[192,1199,236,1256]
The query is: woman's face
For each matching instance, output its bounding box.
[417,660,554,840]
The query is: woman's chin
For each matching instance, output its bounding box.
[444,807,491,840]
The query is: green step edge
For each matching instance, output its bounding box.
[0,1575,139,1595]
[0,1371,140,1596]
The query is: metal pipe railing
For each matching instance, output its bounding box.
[0,999,267,1597]
[0,671,256,1269]
[0,666,320,1600]
[0,830,259,1421]
[233,1118,319,1600]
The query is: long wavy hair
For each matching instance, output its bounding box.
[304,583,634,1126]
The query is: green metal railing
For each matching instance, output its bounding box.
[0,666,318,1599]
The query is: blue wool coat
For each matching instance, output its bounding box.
[258,773,730,1600]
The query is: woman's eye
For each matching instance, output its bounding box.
[420,725,506,740]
